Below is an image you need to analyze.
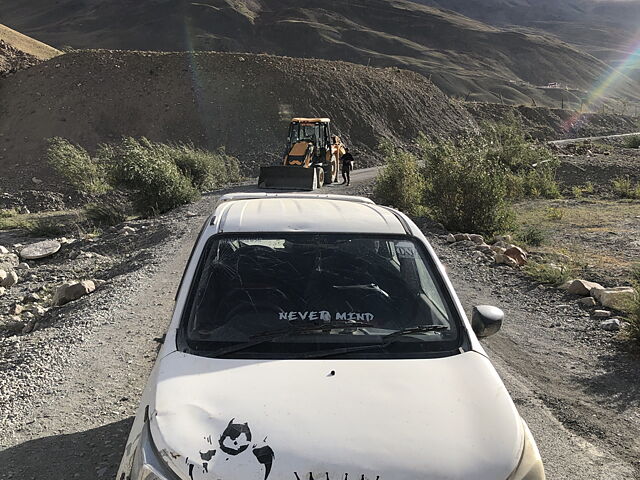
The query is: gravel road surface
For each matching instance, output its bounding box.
[1,170,639,479]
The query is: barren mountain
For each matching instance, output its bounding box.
[0,49,475,193]
[415,0,640,78]
[1,0,638,105]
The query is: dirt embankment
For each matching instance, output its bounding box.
[0,49,477,194]
[467,102,639,140]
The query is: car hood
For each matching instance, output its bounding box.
[149,351,523,480]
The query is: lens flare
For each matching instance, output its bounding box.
[562,34,640,133]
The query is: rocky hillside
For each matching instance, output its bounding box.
[1,0,638,106]
[0,24,60,76]
[0,50,476,193]
[415,0,640,77]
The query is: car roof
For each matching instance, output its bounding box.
[214,194,406,234]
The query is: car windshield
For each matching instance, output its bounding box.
[181,234,462,359]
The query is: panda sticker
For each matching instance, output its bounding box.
[188,419,275,480]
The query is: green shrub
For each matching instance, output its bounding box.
[48,136,241,218]
[515,225,546,247]
[47,138,110,194]
[85,202,130,226]
[482,121,560,200]
[611,176,640,199]
[420,139,515,235]
[624,135,640,149]
[572,182,595,198]
[524,261,571,285]
[168,144,241,190]
[99,137,200,215]
[373,142,426,216]
[374,120,558,235]
[545,207,565,221]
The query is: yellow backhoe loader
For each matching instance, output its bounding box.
[258,118,346,190]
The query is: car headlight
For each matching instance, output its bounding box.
[508,420,546,480]
[131,421,180,480]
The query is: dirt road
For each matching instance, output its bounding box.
[1,172,639,479]
[548,131,640,145]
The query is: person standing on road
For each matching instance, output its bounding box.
[341,148,354,186]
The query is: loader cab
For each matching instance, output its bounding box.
[286,119,332,153]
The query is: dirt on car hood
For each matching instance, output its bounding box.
[149,351,523,480]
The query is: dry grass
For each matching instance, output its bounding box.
[514,199,640,283]
[0,209,84,236]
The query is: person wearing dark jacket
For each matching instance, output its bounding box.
[341,148,354,186]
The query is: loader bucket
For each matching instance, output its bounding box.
[258,166,318,191]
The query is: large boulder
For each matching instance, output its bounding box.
[591,286,636,311]
[53,280,96,306]
[20,240,61,260]
[562,279,604,297]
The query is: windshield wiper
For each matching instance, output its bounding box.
[332,283,390,298]
[297,324,449,359]
[381,325,448,344]
[204,321,372,357]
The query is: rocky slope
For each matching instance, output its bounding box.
[0,49,476,194]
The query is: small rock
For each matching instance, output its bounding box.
[453,233,471,242]
[471,251,484,260]
[591,286,636,310]
[491,245,507,254]
[20,240,61,260]
[0,286,5,296]
[0,245,8,254]
[10,304,24,315]
[53,280,96,306]
[593,309,611,318]
[31,177,43,184]
[599,319,621,331]
[475,243,493,253]
[119,226,137,235]
[16,262,30,270]
[23,292,40,303]
[468,234,484,245]
[21,320,36,334]
[577,297,596,307]
[564,279,604,297]
[0,270,18,287]
[494,234,512,243]
[446,234,456,243]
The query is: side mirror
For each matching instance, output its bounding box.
[471,305,504,338]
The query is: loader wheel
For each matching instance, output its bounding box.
[324,164,333,185]
[316,167,325,188]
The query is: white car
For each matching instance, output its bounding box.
[117,193,545,480]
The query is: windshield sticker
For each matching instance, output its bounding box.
[395,242,415,258]
[278,311,374,322]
